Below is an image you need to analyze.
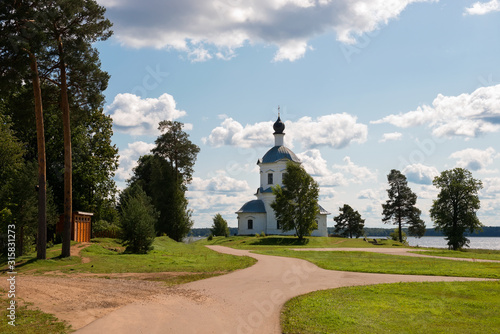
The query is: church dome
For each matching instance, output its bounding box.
[261,145,300,164]
[273,115,285,134]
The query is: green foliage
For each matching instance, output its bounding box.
[211,213,230,237]
[92,219,120,238]
[271,161,320,240]
[382,169,426,242]
[119,185,157,254]
[152,120,200,184]
[430,168,483,250]
[130,139,195,242]
[0,162,58,256]
[333,204,365,238]
[389,228,407,244]
[281,281,500,334]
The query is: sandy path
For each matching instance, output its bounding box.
[75,246,488,334]
[294,247,500,263]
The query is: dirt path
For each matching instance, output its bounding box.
[75,246,488,334]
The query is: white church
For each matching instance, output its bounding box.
[236,115,330,237]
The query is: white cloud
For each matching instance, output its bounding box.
[379,132,403,142]
[98,0,435,62]
[482,177,500,196]
[202,118,274,148]
[115,141,155,181]
[332,156,377,184]
[289,114,368,149]
[372,84,500,138]
[402,163,440,185]
[449,147,499,171]
[464,0,500,15]
[189,170,250,192]
[106,93,187,136]
[297,149,330,176]
[203,113,368,149]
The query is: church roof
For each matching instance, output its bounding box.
[319,205,331,215]
[261,145,301,164]
[236,199,267,213]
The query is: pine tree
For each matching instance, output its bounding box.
[382,169,425,243]
[333,204,365,238]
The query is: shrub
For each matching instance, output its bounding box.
[119,185,158,254]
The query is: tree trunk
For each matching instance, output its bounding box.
[58,36,72,258]
[29,52,47,260]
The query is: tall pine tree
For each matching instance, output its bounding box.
[382,169,425,243]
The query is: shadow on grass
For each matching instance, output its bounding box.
[249,237,310,246]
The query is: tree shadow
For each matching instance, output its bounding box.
[249,237,310,246]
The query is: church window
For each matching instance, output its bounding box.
[248,219,253,230]
[277,220,281,229]
[268,173,273,184]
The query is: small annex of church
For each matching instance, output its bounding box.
[236,114,329,237]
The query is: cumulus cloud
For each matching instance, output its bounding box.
[372,84,500,138]
[115,141,155,181]
[464,0,500,15]
[449,147,499,171]
[106,93,188,136]
[297,149,347,186]
[202,118,274,148]
[402,163,440,185]
[482,177,500,195]
[190,170,250,192]
[379,132,403,142]
[203,114,367,149]
[98,0,435,62]
[332,156,377,183]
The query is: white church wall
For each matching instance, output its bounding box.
[237,213,267,235]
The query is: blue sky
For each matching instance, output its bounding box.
[95,0,500,229]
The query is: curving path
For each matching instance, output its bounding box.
[76,246,488,334]
[294,247,500,263]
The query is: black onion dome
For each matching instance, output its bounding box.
[273,115,285,134]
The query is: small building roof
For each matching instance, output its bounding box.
[236,199,267,213]
[261,145,301,164]
[319,205,331,215]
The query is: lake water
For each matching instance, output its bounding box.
[406,237,500,250]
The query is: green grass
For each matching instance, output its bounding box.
[0,292,71,333]
[198,235,403,249]
[281,281,500,334]
[411,249,500,261]
[255,249,500,278]
[3,237,256,276]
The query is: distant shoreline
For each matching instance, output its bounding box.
[188,226,500,238]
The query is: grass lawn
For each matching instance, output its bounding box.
[411,249,500,261]
[255,249,500,278]
[0,292,71,334]
[199,235,403,249]
[281,281,500,334]
[4,237,256,277]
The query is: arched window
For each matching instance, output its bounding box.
[248,219,253,230]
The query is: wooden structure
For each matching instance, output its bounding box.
[57,211,93,242]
